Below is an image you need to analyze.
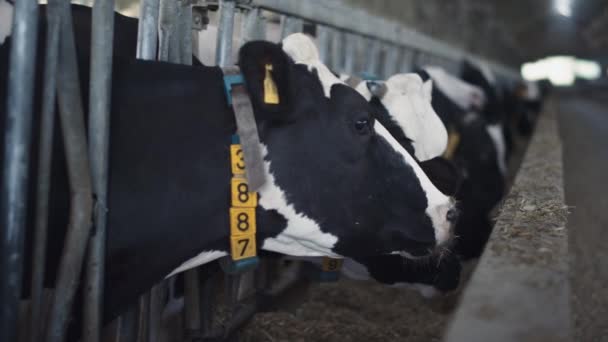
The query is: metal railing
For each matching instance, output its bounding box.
[0,1,523,341]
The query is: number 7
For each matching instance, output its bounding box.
[238,238,250,256]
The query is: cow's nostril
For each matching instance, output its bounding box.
[446,208,459,223]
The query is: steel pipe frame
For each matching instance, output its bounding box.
[330,28,344,73]
[28,1,60,341]
[83,1,115,342]
[280,15,302,40]
[0,0,39,341]
[248,0,520,80]
[136,0,160,60]
[342,32,357,75]
[158,0,180,62]
[242,7,266,43]
[216,0,236,67]
[315,25,330,66]
[365,38,381,77]
[45,1,94,341]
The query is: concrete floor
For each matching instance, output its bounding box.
[558,92,608,342]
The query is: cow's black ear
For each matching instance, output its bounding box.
[419,157,463,196]
[238,41,292,120]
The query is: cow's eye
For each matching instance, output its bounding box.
[354,118,371,134]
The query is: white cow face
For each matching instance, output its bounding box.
[355,74,448,162]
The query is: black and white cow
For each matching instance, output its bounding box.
[281,33,462,294]
[415,66,506,259]
[460,60,511,170]
[0,4,457,325]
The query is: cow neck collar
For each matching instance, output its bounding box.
[220,66,266,273]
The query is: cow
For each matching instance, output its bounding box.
[0,4,457,329]
[460,60,510,172]
[415,66,506,259]
[281,33,463,294]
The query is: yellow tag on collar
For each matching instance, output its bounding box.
[263,64,280,104]
[230,234,257,260]
[443,129,461,160]
[321,257,343,272]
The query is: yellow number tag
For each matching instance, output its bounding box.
[322,257,343,272]
[230,234,257,260]
[231,177,257,208]
[263,64,280,104]
[230,207,256,236]
[230,144,246,175]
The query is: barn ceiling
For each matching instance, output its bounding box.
[344,0,608,67]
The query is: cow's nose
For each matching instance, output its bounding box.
[446,207,459,223]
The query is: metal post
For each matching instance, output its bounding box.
[383,44,399,78]
[136,0,160,60]
[28,2,60,341]
[45,1,94,341]
[330,29,344,73]
[177,0,193,65]
[316,24,330,64]
[280,15,302,40]
[343,32,356,75]
[216,0,236,67]
[242,7,266,42]
[0,0,39,341]
[365,38,380,77]
[158,0,179,62]
[84,1,115,341]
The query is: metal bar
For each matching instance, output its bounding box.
[248,0,519,79]
[84,1,115,341]
[178,1,193,65]
[147,283,165,342]
[315,25,330,65]
[136,0,160,60]
[216,0,236,67]
[365,38,380,77]
[280,15,302,40]
[398,48,413,72]
[136,294,150,342]
[28,2,60,342]
[158,0,179,62]
[383,44,399,78]
[0,0,39,341]
[330,29,344,73]
[45,1,94,341]
[242,7,265,42]
[343,32,356,75]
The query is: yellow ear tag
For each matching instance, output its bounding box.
[443,129,461,160]
[263,64,280,104]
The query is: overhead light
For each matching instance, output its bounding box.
[521,56,601,86]
[555,0,572,17]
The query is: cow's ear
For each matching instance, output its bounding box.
[238,41,292,119]
[419,157,463,196]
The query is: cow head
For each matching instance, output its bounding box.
[238,39,455,258]
[354,74,448,162]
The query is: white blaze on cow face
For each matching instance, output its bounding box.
[356,74,448,162]
[374,123,453,246]
[0,0,13,45]
[257,145,341,257]
[424,66,486,111]
[486,123,508,176]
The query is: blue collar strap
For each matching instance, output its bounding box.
[223,73,245,106]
